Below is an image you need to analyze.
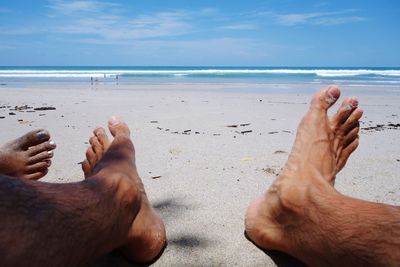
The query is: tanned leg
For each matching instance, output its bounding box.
[0,129,56,180]
[82,116,166,264]
[245,86,400,266]
[0,118,141,267]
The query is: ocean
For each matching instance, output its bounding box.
[1,66,400,88]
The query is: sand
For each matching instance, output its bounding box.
[1,82,400,266]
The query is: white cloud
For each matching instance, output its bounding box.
[46,0,118,14]
[274,10,367,26]
[219,24,257,30]
[45,1,199,41]
[277,12,324,26]
[314,16,367,26]
[250,9,367,27]
[51,11,192,40]
[0,1,370,45]
[1,2,221,42]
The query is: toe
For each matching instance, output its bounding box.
[22,169,49,180]
[343,126,359,147]
[331,96,359,128]
[310,85,341,111]
[108,116,130,137]
[28,150,54,164]
[94,127,110,149]
[338,138,359,171]
[343,108,363,133]
[14,129,51,150]
[28,140,56,156]
[89,136,103,156]
[85,146,97,169]
[26,161,50,173]
[81,159,92,177]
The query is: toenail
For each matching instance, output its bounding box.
[45,160,52,166]
[49,140,56,147]
[350,97,359,107]
[48,150,53,155]
[325,97,335,105]
[109,116,121,126]
[345,98,358,111]
[36,131,48,140]
[325,89,337,104]
[345,104,353,111]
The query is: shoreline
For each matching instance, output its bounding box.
[2,81,400,94]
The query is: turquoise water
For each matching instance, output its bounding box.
[1,66,400,87]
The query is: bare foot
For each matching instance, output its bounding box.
[0,129,56,180]
[82,117,166,264]
[245,86,363,263]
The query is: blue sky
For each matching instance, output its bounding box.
[0,0,399,66]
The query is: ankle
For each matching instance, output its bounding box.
[276,172,334,214]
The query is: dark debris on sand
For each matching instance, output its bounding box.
[262,167,281,176]
[362,123,400,132]
[226,123,251,128]
[12,105,33,111]
[0,105,56,119]
[0,104,56,120]
[240,130,252,134]
[34,106,56,111]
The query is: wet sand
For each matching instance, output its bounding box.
[1,83,400,266]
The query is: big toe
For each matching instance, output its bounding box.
[15,129,50,150]
[108,116,130,137]
[310,85,341,112]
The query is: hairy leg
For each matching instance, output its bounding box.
[245,86,400,266]
[0,129,56,180]
[0,120,141,267]
[82,117,166,264]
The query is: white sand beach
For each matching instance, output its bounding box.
[1,83,399,266]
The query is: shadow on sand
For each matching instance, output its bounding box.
[264,250,308,267]
[244,231,307,267]
[92,197,203,267]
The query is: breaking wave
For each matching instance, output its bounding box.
[0,68,400,78]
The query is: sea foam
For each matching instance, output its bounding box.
[1,68,400,78]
